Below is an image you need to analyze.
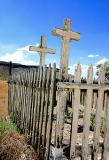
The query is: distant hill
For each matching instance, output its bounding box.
[0,61,67,81]
[0,61,38,80]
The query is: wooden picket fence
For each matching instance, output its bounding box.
[8,64,56,160]
[55,63,109,159]
[8,63,109,160]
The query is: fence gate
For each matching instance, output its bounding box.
[54,64,109,160]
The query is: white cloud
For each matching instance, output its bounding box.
[0,44,39,65]
[96,58,108,65]
[88,54,99,58]
[68,57,109,78]
[69,64,97,78]
[19,44,39,53]
[69,64,89,77]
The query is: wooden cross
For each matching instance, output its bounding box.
[29,36,55,66]
[52,18,80,80]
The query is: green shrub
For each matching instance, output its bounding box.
[0,117,17,135]
[77,105,106,133]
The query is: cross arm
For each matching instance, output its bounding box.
[52,28,80,41]
[29,46,55,54]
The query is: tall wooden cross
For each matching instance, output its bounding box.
[29,36,55,66]
[52,18,80,80]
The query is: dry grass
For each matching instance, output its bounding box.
[0,118,39,160]
[0,80,8,117]
[0,130,39,160]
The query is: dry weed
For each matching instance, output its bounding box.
[0,130,39,160]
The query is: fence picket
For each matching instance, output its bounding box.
[93,66,105,160]
[45,63,56,160]
[70,63,81,159]
[35,67,43,149]
[22,72,26,134]
[103,94,109,160]
[82,65,93,160]
[31,69,40,146]
[38,66,47,155]
[29,70,36,143]
[24,70,30,135]
[42,65,51,158]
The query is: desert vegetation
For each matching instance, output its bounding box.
[0,117,39,160]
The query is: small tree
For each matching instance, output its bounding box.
[96,61,109,80]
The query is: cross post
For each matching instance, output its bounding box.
[52,18,80,80]
[29,36,55,66]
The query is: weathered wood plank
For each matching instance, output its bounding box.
[30,46,55,54]
[82,65,93,160]
[25,70,30,137]
[27,70,33,138]
[103,94,109,160]
[70,63,81,159]
[93,66,105,160]
[38,66,47,154]
[21,71,27,133]
[55,90,67,148]
[52,28,80,40]
[45,63,56,160]
[70,89,80,159]
[31,69,40,146]
[24,71,30,135]
[42,64,51,153]
[57,82,109,91]
[35,67,43,149]
[29,70,36,143]
[15,74,21,127]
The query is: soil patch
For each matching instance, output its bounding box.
[0,80,8,118]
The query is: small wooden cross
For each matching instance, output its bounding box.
[29,36,55,66]
[52,18,80,80]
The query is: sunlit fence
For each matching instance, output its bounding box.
[8,63,109,159]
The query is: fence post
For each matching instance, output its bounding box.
[9,61,12,76]
[50,90,67,159]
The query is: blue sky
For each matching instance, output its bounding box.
[0,0,109,75]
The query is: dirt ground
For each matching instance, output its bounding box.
[0,80,8,117]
